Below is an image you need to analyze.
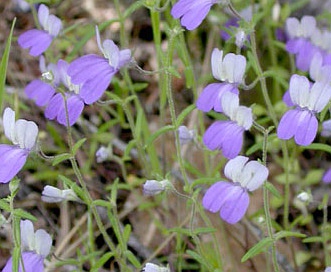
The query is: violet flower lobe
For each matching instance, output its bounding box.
[197,48,246,113]
[18,4,62,57]
[203,92,252,159]
[277,74,331,146]
[3,220,52,272]
[0,108,38,183]
[171,0,221,30]
[202,156,268,224]
[67,26,131,105]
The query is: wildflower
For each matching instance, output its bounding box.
[142,263,170,272]
[203,156,268,224]
[277,75,331,146]
[171,0,222,30]
[41,185,78,203]
[0,108,38,183]
[44,59,84,126]
[3,220,52,272]
[296,191,312,203]
[143,180,170,196]
[178,125,195,145]
[196,49,246,113]
[309,52,331,84]
[18,4,62,56]
[67,26,131,104]
[235,29,247,48]
[203,92,252,159]
[285,16,318,71]
[25,56,58,107]
[325,267,331,272]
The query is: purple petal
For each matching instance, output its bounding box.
[294,110,318,146]
[25,79,55,106]
[79,69,115,104]
[18,29,52,57]
[277,109,317,146]
[277,109,301,141]
[203,121,244,159]
[44,93,63,120]
[322,168,331,184]
[0,145,29,183]
[295,41,318,71]
[68,54,112,84]
[56,95,84,126]
[171,0,193,19]
[282,90,294,107]
[3,252,44,272]
[202,181,235,212]
[219,186,249,224]
[285,38,306,54]
[196,83,238,112]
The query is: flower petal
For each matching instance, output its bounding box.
[0,145,28,183]
[3,252,44,272]
[25,79,55,106]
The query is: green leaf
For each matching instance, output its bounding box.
[303,143,331,154]
[241,237,273,262]
[52,153,72,166]
[92,199,112,208]
[132,82,148,92]
[274,231,306,240]
[265,181,281,199]
[303,236,324,243]
[125,250,141,268]
[186,250,210,269]
[0,18,16,112]
[176,104,196,126]
[91,252,114,271]
[144,125,175,148]
[122,224,132,244]
[72,138,87,155]
[13,209,37,221]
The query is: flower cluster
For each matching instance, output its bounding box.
[196,48,251,159]
[202,156,268,224]
[18,4,131,126]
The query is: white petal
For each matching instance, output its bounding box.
[41,185,63,203]
[234,106,253,130]
[34,229,52,257]
[211,48,224,81]
[224,156,249,183]
[20,220,35,251]
[39,56,47,73]
[309,52,323,81]
[221,91,239,120]
[286,17,299,38]
[289,75,310,107]
[38,4,49,30]
[102,40,120,68]
[301,16,316,38]
[308,82,331,112]
[3,107,16,144]
[240,161,268,191]
[222,53,246,84]
[14,119,38,150]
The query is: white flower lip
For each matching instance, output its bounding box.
[3,107,38,150]
[224,156,268,191]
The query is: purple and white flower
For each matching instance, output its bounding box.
[203,92,252,159]
[285,16,318,71]
[18,4,62,56]
[321,120,331,137]
[44,59,84,126]
[277,75,331,146]
[202,156,268,224]
[0,108,38,183]
[178,125,195,145]
[196,49,246,113]
[171,0,222,30]
[67,26,131,104]
[3,220,52,272]
[41,185,78,203]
